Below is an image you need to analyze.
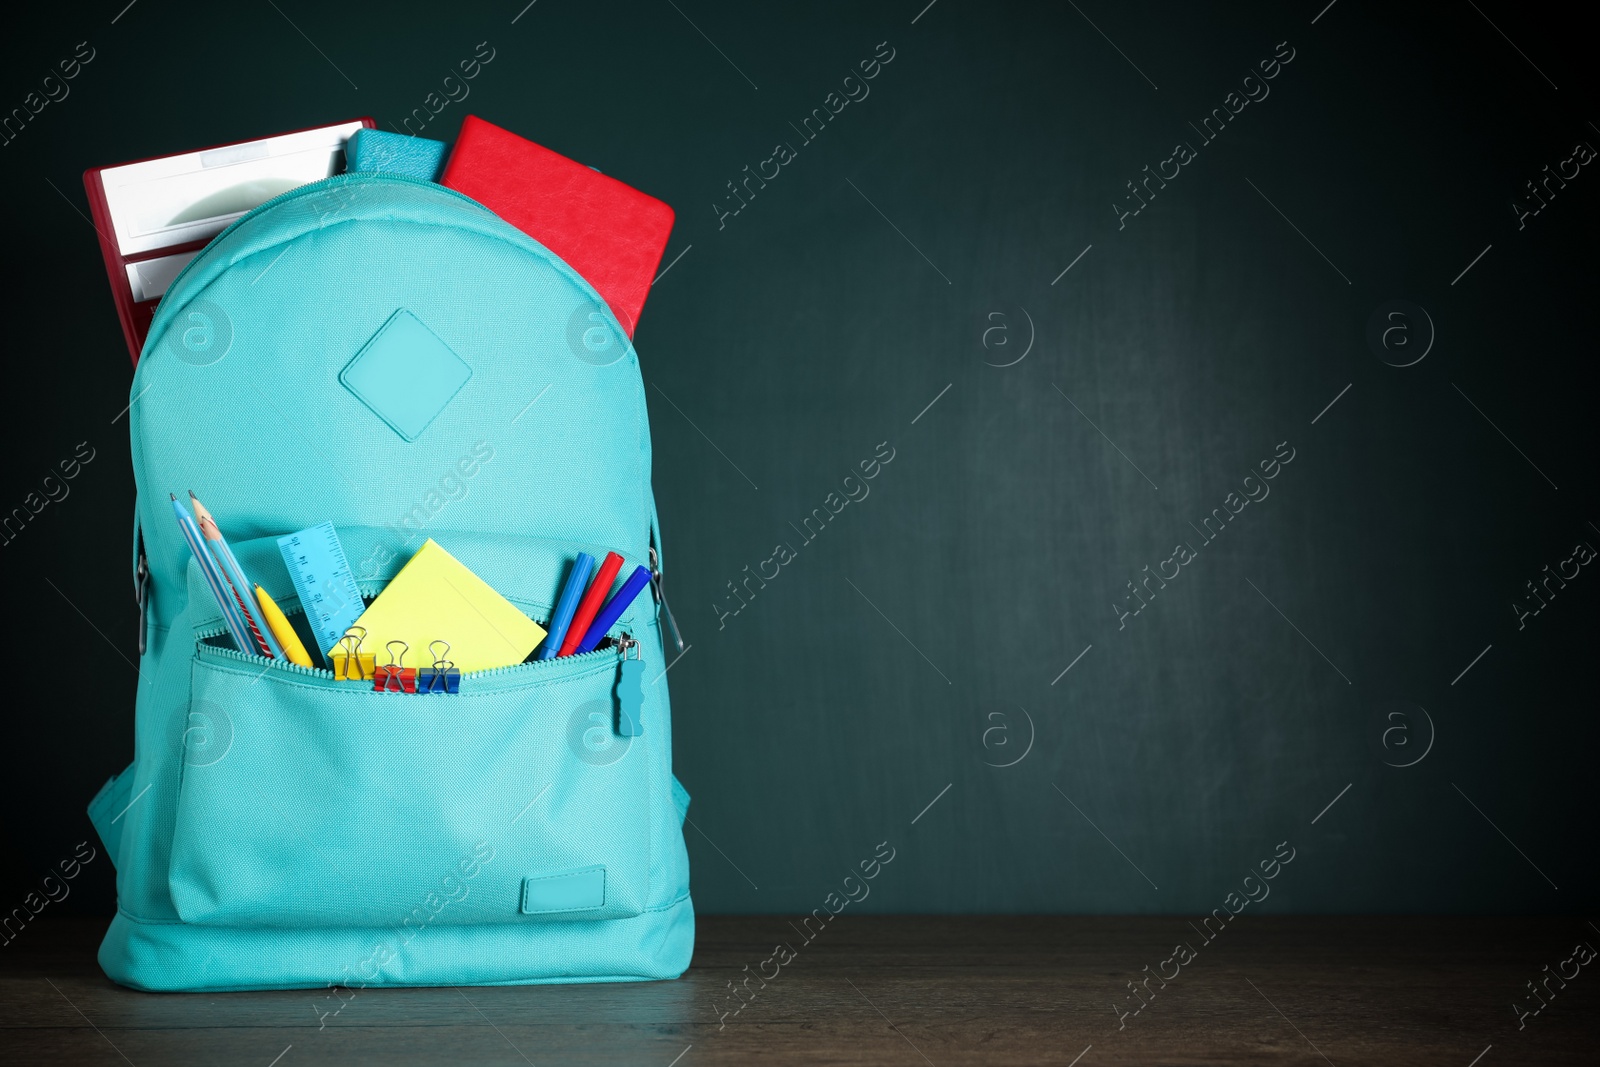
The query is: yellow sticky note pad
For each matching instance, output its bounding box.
[343,539,546,674]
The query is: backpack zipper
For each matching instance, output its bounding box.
[196,630,630,687]
[135,530,149,656]
[648,546,683,652]
[614,634,645,736]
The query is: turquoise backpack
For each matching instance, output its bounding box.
[86,172,694,992]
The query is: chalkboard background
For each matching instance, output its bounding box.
[3,0,1594,918]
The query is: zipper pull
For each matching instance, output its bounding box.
[136,534,150,657]
[648,547,684,652]
[615,635,644,737]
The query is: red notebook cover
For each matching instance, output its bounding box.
[441,115,674,337]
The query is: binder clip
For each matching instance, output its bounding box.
[419,640,460,694]
[332,626,375,681]
[374,640,417,693]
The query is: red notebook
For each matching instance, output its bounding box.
[440,115,674,337]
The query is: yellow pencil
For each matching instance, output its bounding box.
[254,585,313,667]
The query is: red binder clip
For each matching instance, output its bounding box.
[374,640,417,693]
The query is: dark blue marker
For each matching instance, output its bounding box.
[575,565,652,654]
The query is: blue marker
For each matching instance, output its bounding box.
[538,552,595,659]
[575,565,652,654]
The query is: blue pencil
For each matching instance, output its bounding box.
[171,494,255,653]
[575,565,652,654]
[538,552,595,659]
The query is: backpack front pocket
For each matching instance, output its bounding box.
[169,643,651,928]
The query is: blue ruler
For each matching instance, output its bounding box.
[277,521,365,665]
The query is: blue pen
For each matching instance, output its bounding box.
[575,565,652,654]
[538,552,595,659]
[171,494,255,653]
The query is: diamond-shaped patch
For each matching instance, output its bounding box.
[339,310,472,441]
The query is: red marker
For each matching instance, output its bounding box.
[559,552,623,656]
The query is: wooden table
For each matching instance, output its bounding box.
[3,916,1594,1064]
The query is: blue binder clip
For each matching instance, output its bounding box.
[420,640,461,694]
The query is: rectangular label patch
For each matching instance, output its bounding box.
[521,867,606,914]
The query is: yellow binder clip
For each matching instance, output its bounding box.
[332,626,375,681]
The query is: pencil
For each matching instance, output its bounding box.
[189,492,283,660]
[170,494,255,654]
